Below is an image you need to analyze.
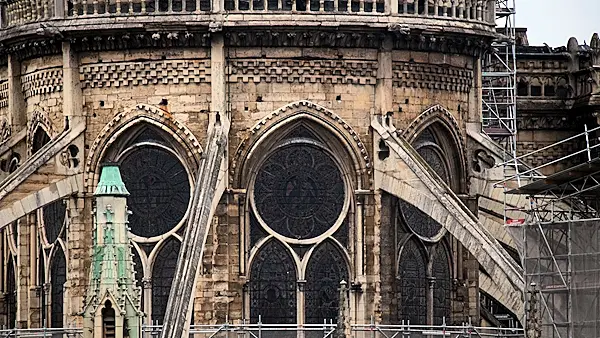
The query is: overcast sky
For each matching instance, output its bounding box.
[518,0,599,47]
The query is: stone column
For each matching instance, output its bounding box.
[7,54,25,131]
[375,35,393,117]
[16,215,32,328]
[65,196,88,328]
[62,41,84,127]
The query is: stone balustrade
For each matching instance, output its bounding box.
[0,0,495,30]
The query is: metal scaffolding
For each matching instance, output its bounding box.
[500,126,600,338]
[482,0,517,163]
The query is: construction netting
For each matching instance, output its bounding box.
[524,220,600,338]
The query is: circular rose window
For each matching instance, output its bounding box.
[120,146,191,238]
[253,144,345,240]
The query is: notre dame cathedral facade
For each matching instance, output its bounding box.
[2,0,595,335]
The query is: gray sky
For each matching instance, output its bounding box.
[518,0,599,47]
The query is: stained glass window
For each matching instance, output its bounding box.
[151,238,180,323]
[51,247,66,328]
[305,240,349,324]
[416,146,449,181]
[397,239,427,325]
[39,246,46,326]
[120,147,190,238]
[413,128,450,182]
[43,200,66,244]
[254,144,345,240]
[398,200,442,239]
[7,255,16,329]
[249,240,297,324]
[433,244,451,325]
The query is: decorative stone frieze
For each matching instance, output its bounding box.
[21,67,63,99]
[392,62,473,93]
[70,32,211,52]
[80,60,211,89]
[229,59,377,85]
[0,39,61,62]
[225,30,385,48]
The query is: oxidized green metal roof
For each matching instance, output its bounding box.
[94,163,130,196]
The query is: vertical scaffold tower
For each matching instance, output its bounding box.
[482,0,518,177]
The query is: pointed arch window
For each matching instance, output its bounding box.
[397,238,427,324]
[50,246,66,328]
[6,255,16,329]
[119,146,190,238]
[253,143,345,240]
[249,240,297,324]
[247,122,353,326]
[305,240,349,324]
[42,200,66,244]
[32,127,50,154]
[433,244,451,325]
[151,238,180,323]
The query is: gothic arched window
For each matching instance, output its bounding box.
[397,238,427,324]
[6,255,16,329]
[249,240,297,324]
[32,127,50,154]
[120,146,190,238]
[305,240,349,324]
[50,246,66,328]
[253,143,345,240]
[248,122,353,326]
[433,244,452,325]
[151,238,180,323]
[42,200,66,244]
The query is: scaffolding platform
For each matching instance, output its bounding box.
[508,157,600,196]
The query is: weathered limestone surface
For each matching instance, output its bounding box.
[372,116,524,316]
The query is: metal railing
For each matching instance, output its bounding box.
[0,328,83,337]
[140,323,525,338]
[0,0,495,28]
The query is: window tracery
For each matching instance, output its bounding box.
[249,240,297,324]
[50,246,66,328]
[247,124,352,326]
[305,240,349,324]
[254,143,345,240]
[397,238,427,324]
[6,255,16,329]
[433,244,451,325]
[42,200,66,244]
[120,146,190,238]
[151,238,180,323]
[100,124,193,323]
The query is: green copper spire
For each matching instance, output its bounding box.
[94,163,130,196]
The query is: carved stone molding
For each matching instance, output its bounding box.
[70,31,211,52]
[80,60,211,89]
[232,100,372,189]
[0,39,62,62]
[225,30,385,49]
[85,103,204,190]
[21,67,63,98]
[517,115,577,130]
[229,59,377,85]
[393,62,473,93]
[392,33,488,57]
